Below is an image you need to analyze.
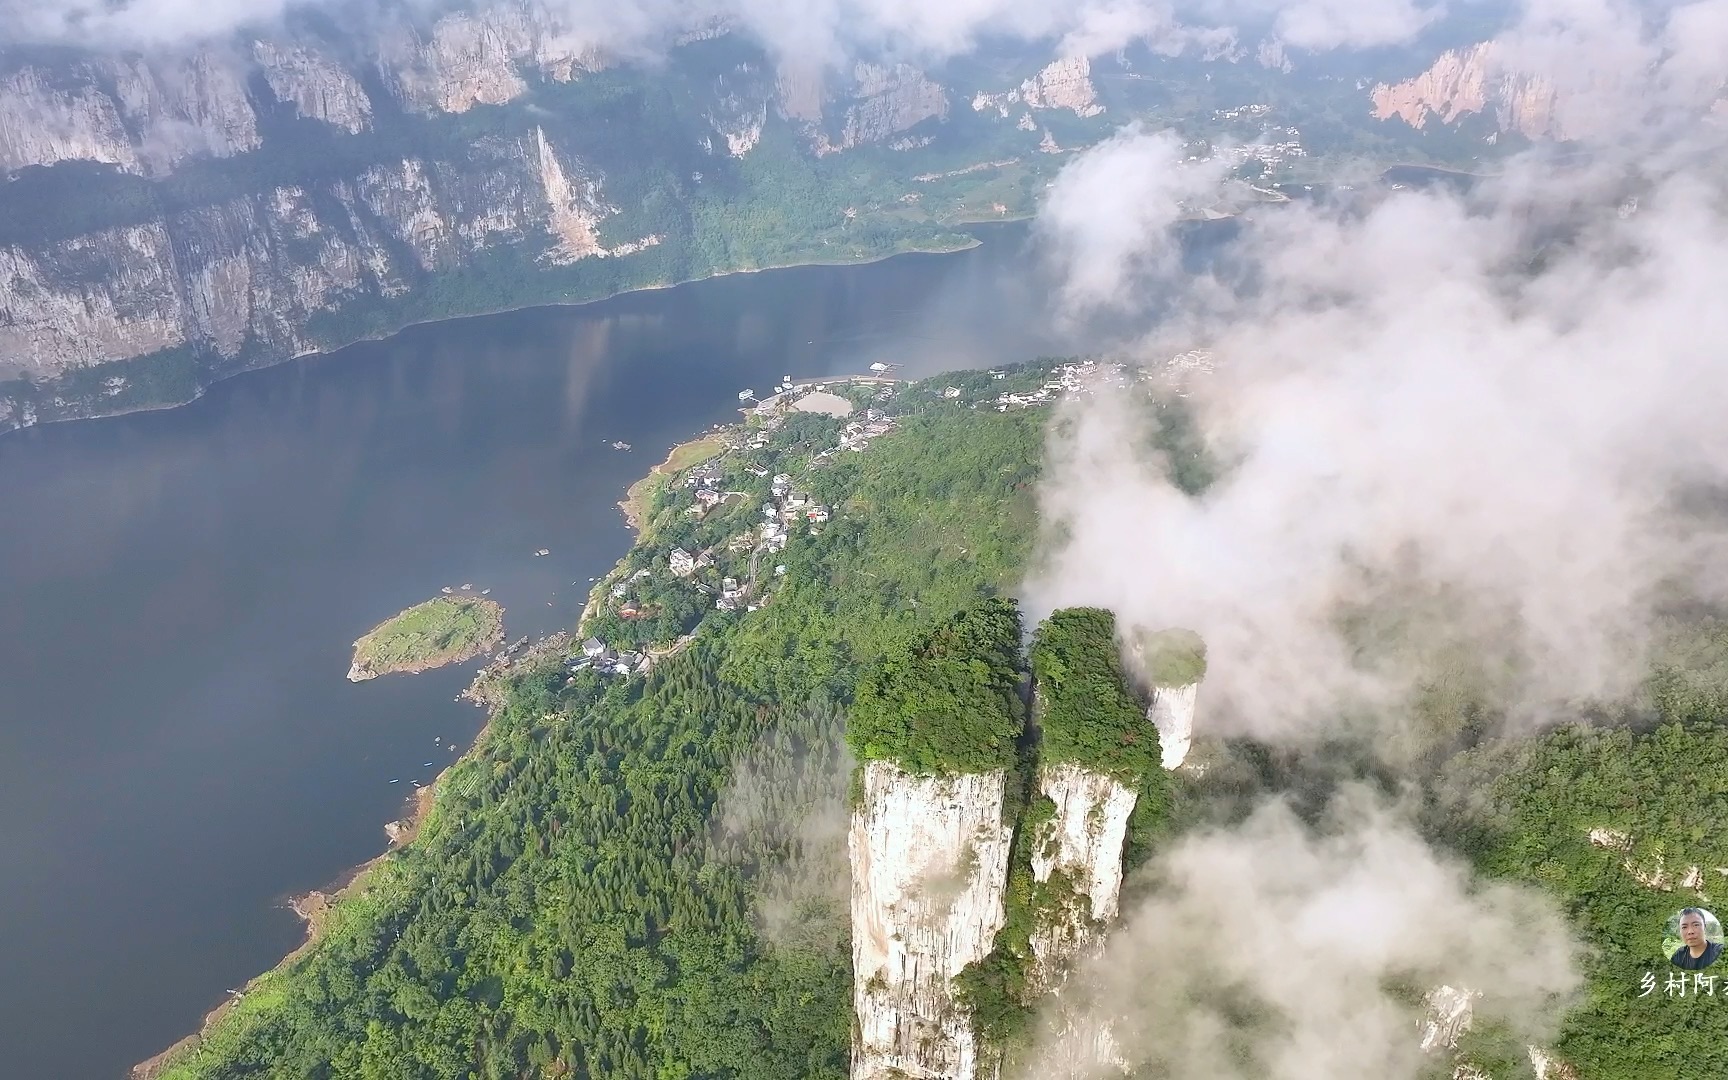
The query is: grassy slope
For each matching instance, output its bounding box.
[350,597,505,678]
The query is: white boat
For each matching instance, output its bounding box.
[535,549,550,557]
[389,778,400,784]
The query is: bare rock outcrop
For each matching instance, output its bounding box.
[1370,43,1568,140]
[973,56,1104,120]
[1147,681,1199,770]
[850,760,1013,1080]
[254,42,374,134]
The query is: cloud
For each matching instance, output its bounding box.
[1034,125,1234,319]
[1022,4,1728,749]
[1206,0,1447,50]
[1013,789,1582,1079]
[712,708,855,954]
[0,0,296,44]
[0,0,1456,63]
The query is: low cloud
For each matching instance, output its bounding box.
[1013,790,1582,1079]
[713,711,855,954]
[0,0,1460,65]
[1025,80,1728,748]
[1212,0,1447,50]
[1034,125,1233,320]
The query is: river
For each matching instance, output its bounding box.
[0,223,1082,1077]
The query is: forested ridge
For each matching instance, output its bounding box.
[154,359,1728,1079]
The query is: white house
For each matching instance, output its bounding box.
[669,548,696,577]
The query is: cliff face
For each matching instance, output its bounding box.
[1020,763,1136,1077]
[971,56,1105,121]
[253,43,374,134]
[0,52,261,177]
[1369,43,1567,140]
[776,61,950,156]
[850,760,1013,1080]
[0,126,656,393]
[1146,681,1198,769]
[0,13,1012,429]
[1026,763,1137,988]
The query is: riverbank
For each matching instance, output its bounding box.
[132,784,438,1080]
[132,417,734,1077]
[618,434,728,533]
[0,232,982,438]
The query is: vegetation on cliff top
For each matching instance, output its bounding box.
[1031,607,1165,784]
[956,606,1178,1062]
[1134,626,1209,688]
[844,597,1027,775]
[348,596,505,681]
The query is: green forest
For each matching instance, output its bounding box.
[154,360,1728,1079]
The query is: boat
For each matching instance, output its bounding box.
[535,549,550,557]
[611,441,632,450]
[389,779,400,784]
[422,762,434,767]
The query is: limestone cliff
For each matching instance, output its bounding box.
[1369,43,1567,140]
[0,51,260,177]
[253,43,374,134]
[972,56,1104,121]
[850,760,1013,1080]
[781,62,950,156]
[0,126,654,394]
[1146,681,1199,769]
[1026,763,1138,989]
[838,64,949,151]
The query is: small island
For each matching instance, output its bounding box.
[347,596,505,682]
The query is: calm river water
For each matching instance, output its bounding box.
[0,224,1083,1077]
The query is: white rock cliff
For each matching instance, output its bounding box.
[1147,681,1199,770]
[1027,763,1138,984]
[1020,763,1138,1077]
[1369,44,1568,140]
[850,760,1013,1080]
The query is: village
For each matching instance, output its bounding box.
[562,352,1210,685]
[983,351,1214,411]
[566,371,904,683]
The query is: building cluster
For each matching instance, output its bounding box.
[1222,129,1307,169]
[579,384,909,668]
[1180,110,1307,172]
[988,354,1217,412]
[1212,103,1272,121]
[832,409,898,453]
[571,636,653,677]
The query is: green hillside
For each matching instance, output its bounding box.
[154,360,1728,1079]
